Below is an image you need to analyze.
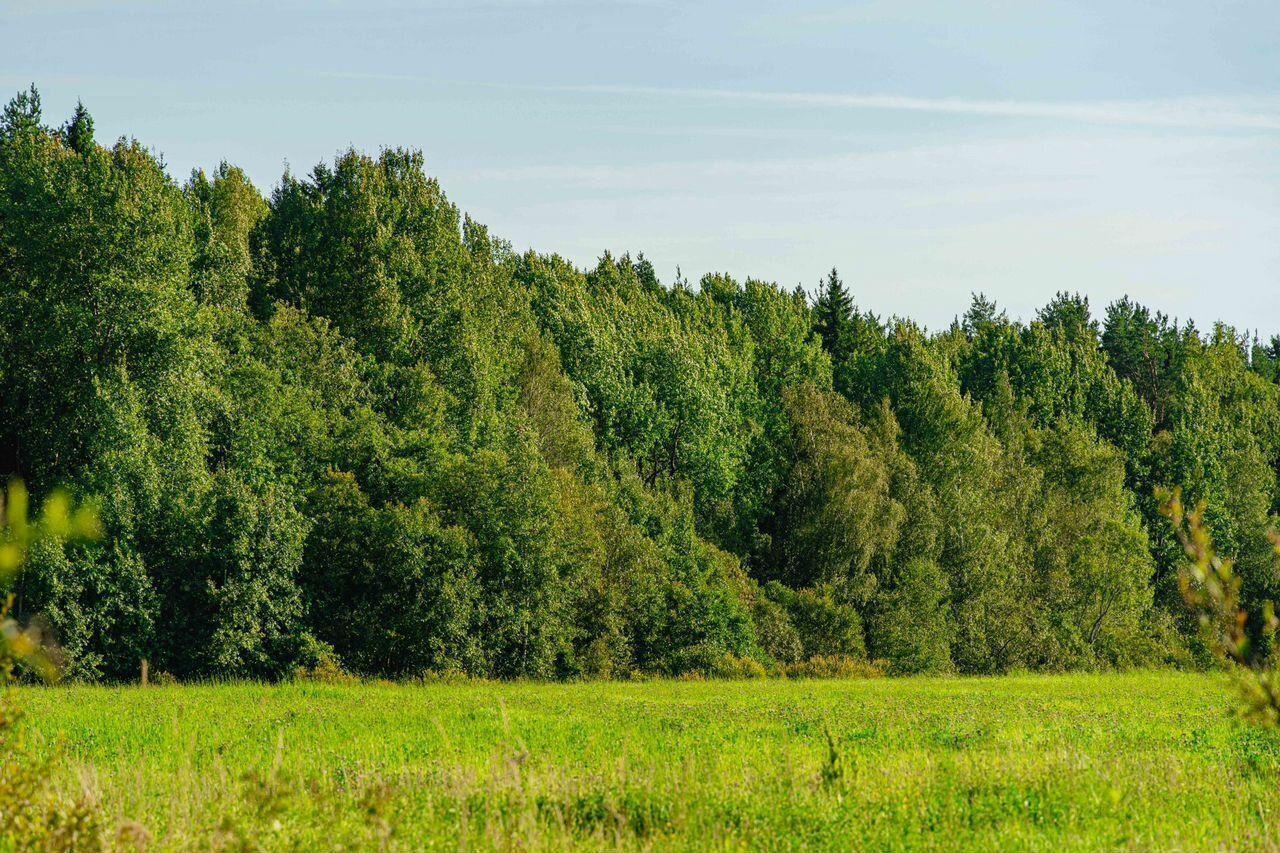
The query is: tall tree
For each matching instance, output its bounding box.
[814,268,853,354]
[60,100,93,155]
[813,268,859,398]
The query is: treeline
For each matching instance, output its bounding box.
[2,86,1278,681]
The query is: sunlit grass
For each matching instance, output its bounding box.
[20,671,1280,850]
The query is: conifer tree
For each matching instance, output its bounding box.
[0,84,40,140]
[61,100,93,155]
[813,268,858,397]
[814,268,853,356]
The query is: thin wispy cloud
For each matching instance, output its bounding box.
[316,71,1280,132]
[467,133,1276,189]
[547,85,1280,132]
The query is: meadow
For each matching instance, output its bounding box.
[16,671,1280,850]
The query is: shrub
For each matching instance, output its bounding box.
[294,654,358,685]
[784,655,883,680]
[868,558,953,674]
[666,643,767,679]
[765,582,867,661]
[750,591,803,665]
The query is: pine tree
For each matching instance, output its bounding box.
[0,84,41,140]
[1037,291,1095,343]
[962,292,1005,336]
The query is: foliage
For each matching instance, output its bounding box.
[0,481,112,850]
[6,85,1280,682]
[1159,487,1280,726]
[1,482,101,679]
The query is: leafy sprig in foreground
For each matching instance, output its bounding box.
[1160,486,1280,727]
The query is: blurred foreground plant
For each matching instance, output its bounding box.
[1158,486,1280,727]
[1,480,101,681]
[0,480,113,850]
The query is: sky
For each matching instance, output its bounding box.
[3,0,1278,331]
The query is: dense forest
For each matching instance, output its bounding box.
[2,85,1278,682]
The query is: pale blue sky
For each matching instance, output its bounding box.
[4,0,1278,330]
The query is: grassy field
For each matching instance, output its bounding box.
[15,671,1280,850]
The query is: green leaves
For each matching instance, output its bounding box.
[1160,486,1280,727]
[0,480,101,683]
[0,482,100,590]
[6,86,1280,683]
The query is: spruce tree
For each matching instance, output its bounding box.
[813,268,857,397]
[814,268,853,356]
[62,100,94,155]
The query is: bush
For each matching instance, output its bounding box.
[868,558,953,674]
[750,591,803,665]
[303,472,483,678]
[293,654,358,685]
[765,582,867,661]
[666,644,767,679]
[784,655,883,680]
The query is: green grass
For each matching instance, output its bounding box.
[17,671,1280,850]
